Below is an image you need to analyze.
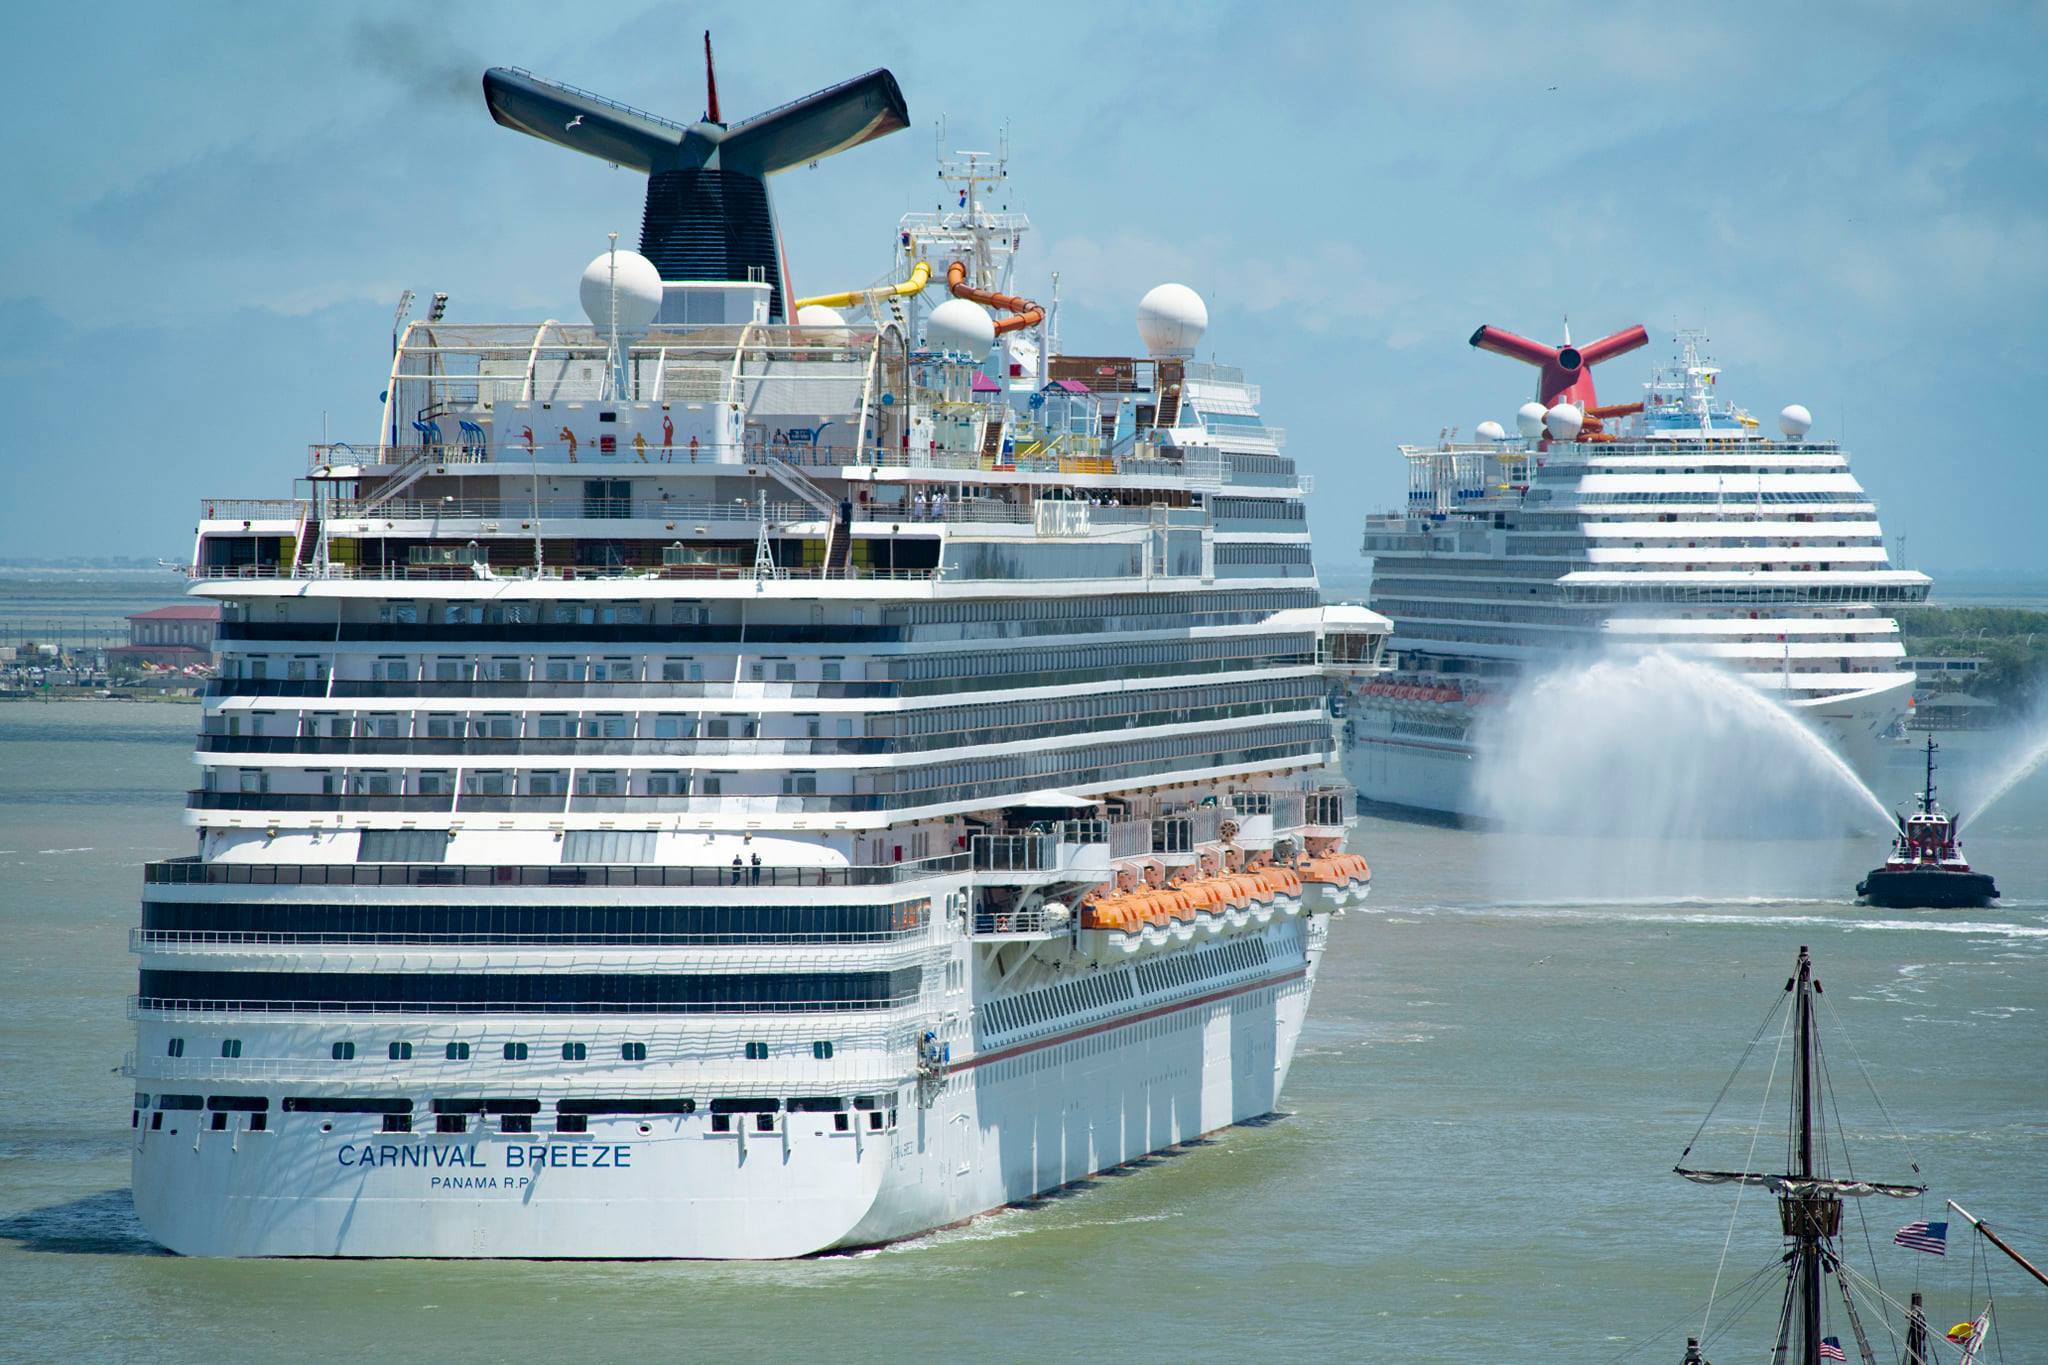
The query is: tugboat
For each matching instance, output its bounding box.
[1856,738,1999,909]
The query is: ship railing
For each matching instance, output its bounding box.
[187,563,941,584]
[1148,805,1223,854]
[142,853,969,889]
[200,677,902,700]
[969,833,1057,873]
[316,497,814,524]
[970,903,1071,937]
[132,927,927,951]
[1106,817,1154,859]
[194,733,900,758]
[130,994,922,1018]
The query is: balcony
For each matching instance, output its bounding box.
[142,852,967,890]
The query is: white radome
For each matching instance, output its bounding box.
[926,298,996,356]
[1544,403,1584,440]
[1515,401,1549,440]
[1779,403,1813,439]
[1475,420,1508,442]
[579,249,664,335]
[796,304,848,328]
[1136,283,1208,359]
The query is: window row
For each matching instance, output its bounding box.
[142,899,931,942]
[139,967,924,1014]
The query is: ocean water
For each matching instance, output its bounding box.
[0,702,2043,1362]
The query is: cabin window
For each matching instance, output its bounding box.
[557,1114,588,1134]
[220,1039,242,1058]
[437,1114,467,1134]
[382,1113,412,1133]
[389,1041,413,1060]
[166,1037,185,1057]
[210,1112,229,1131]
[834,1112,850,1132]
[711,1114,732,1133]
[754,1113,776,1133]
[811,1041,834,1060]
[744,1041,768,1060]
[562,1042,587,1061]
[332,1042,356,1061]
[446,1042,470,1060]
[501,1115,531,1134]
[503,1042,528,1061]
[621,1042,647,1061]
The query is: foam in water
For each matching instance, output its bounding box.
[1471,650,1896,900]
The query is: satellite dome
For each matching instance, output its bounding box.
[1476,420,1508,442]
[1136,283,1208,359]
[795,304,847,328]
[579,248,663,336]
[1515,401,1548,440]
[1778,403,1813,439]
[926,298,995,356]
[1544,403,1584,440]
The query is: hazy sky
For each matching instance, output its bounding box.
[5,2,2045,575]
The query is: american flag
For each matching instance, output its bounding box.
[1895,1219,1949,1255]
[1819,1337,1847,1361]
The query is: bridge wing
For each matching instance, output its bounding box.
[482,67,688,175]
[718,68,908,176]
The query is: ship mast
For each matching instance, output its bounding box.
[1674,946,1928,1364]
[1786,945,1831,1365]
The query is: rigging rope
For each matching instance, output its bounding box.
[1699,993,1793,1345]
[1675,984,1790,1162]
[1814,1023,1897,1360]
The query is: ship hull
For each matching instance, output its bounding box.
[1855,868,1998,910]
[131,917,1326,1259]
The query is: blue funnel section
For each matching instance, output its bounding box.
[481,65,908,323]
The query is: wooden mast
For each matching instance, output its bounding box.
[1948,1198,2048,1291]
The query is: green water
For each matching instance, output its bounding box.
[1,702,2043,1362]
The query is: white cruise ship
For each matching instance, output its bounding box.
[1345,323,1927,821]
[125,56,1387,1258]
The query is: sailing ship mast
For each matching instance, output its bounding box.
[1675,946,1927,1364]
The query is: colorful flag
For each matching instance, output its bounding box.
[1895,1219,1949,1254]
[1819,1338,1847,1362]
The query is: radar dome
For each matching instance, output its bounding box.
[796,304,847,328]
[1544,403,1584,440]
[1516,401,1548,440]
[1475,420,1508,442]
[580,248,663,336]
[926,298,995,356]
[1136,283,1208,359]
[1778,403,1813,439]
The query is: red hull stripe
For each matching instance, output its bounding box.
[955,966,1310,1074]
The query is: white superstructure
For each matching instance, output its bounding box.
[125,127,1387,1257]
[1347,331,1927,820]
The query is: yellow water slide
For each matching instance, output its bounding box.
[793,259,932,313]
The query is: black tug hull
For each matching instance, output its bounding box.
[1856,868,1998,909]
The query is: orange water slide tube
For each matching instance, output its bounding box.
[946,260,1045,336]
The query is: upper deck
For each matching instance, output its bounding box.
[195,321,1311,593]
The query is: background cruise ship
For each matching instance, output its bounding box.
[126,56,1387,1257]
[1347,323,1928,821]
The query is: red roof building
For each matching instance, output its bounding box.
[114,603,222,665]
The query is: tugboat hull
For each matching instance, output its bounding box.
[1856,869,1998,909]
